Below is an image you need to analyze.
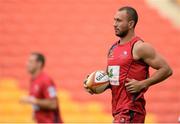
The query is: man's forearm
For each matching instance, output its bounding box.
[33,98,57,110]
[142,66,172,88]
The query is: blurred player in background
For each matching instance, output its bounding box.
[85,6,173,123]
[20,53,63,123]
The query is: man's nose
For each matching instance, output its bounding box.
[113,22,117,27]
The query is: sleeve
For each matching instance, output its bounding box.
[42,79,57,99]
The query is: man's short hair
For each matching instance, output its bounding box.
[32,52,45,68]
[118,6,138,28]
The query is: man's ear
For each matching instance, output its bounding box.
[128,20,135,29]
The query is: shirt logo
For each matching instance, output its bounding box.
[120,117,125,123]
[48,86,57,98]
[123,51,128,55]
[108,66,120,86]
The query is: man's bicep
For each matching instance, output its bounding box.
[144,53,167,70]
[138,43,167,70]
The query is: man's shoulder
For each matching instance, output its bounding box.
[134,41,153,52]
[108,41,119,51]
[133,41,156,60]
[39,72,53,84]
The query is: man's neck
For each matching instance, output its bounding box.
[119,32,135,45]
[31,69,42,79]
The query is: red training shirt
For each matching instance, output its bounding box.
[29,72,63,123]
[107,36,149,116]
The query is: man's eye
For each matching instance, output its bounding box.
[115,19,121,22]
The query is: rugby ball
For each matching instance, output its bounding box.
[84,70,110,94]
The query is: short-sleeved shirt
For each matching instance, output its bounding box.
[29,72,63,123]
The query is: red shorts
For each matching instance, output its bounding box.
[113,109,145,123]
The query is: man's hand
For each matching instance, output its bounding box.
[83,84,94,95]
[125,78,146,93]
[83,75,94,95]
[20,96,37,104]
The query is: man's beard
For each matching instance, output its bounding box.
[116,29,129,38]
[28,68,37,75]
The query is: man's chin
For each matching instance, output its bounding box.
[115,33,128,38]
[27,70,35,75]
[115,33,122,37]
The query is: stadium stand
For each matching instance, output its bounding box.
[0,0,179,122]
